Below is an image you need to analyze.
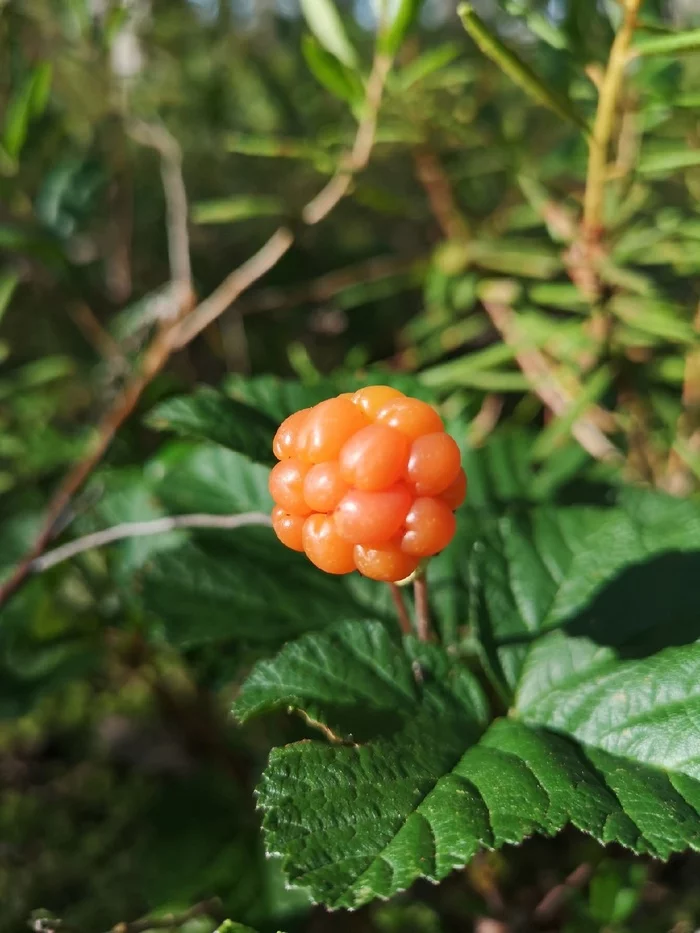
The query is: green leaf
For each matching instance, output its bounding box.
[191,196,284,225]
[474,488,700,691]
[2,63,53,160]
[299,0,358,68]
[139,541,372,648]
[302,35,363,104]
[638,143,700,176]
[257,619,700,908]
[0,270,19,327]
[214,923,260,933]
[632,28,700,57]
[457,4,588,132]
[145,388,277,465]
[380,0,424,55]
[235,619,487,739]
[395,43,462,91]
[149,442,272,516]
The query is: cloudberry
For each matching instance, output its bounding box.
[353,545,419,582]
[271,506,305,552]
[269,389,465,581]
[272,408,311,460]
[303,514,356,574]
[352,385,404,419]
[406,432,461,496]
[400,497,456,557]
[375,397,443,440]
[438,468,467,510]
[334,484,413,547]
[303,461,348,512]
[269,459,311,516]
[297,396,368,463]
[339,424,410,491]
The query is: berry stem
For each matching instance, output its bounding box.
[388,583,412,636]
[414,568,431,642]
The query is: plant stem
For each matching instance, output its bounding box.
[388,582,412,636]
[583,0,641,239]
[414,570,431,642]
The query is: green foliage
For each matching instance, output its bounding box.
[5,0,700,930]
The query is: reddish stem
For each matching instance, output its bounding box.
[388,583,412,636]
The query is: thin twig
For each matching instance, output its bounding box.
[483,300,622,464]
[582,0,641,239]
[303,51,392,225]
[0,41,393,612]
[410,146,621,465]
[533,863,593,925]
[172,227,294,347]
[414,570,431,642]
[412,144,469,242]
[110,897,223,933]
[31,512,272,572]
[128,121,192,292]
[388,582,412,636]
[235,252,424,317]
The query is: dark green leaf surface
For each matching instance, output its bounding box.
[145,388,277,465]
[236,619,487,737]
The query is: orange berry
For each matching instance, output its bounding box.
[375,397,443,440]
[271,506,305,552]
[272,408,311,460]
[439,468,467,510]
[303,461,349,512]
[352,385,404,420]
[268,459,312,516]
[334,483,412,547]
[406,432,461,496]
[297,396,369,464]
[339,424,410,492]
[353,544,419,582]
[400,497,456,557]
[303,513,356,575]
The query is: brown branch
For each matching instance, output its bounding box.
[0,44,393,613]
[412,144,469,242]
[31,512,272,572]
[583,0,641,239]
[303,51,392,225]
[172,227,294,347]
[483,300,622,464]
[128,121,192,292]
[533,863,593,926]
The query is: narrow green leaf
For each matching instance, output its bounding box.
[29,62,53,117]
[2,63,52,159]
[380,0,424,55]
[302,35,364,104]
[144,387,277,464]
[638,143,700,176]
[191,195,283,225]
[421,343,518,388]
[611,295,697,345]
[457,4,588,132]
[300,0,358,67]
[0,270,19,327]
[395,43,461,91]
[633,28,700,57]
[531,365,613,460]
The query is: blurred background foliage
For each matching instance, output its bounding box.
[3,0,700,930]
